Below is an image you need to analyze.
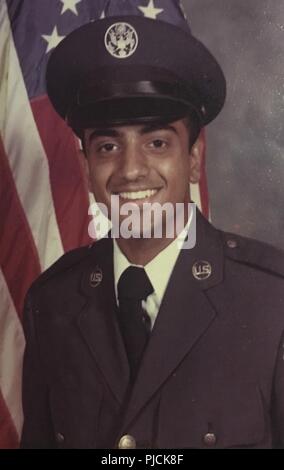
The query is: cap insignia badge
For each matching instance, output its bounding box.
[105,22,138,59]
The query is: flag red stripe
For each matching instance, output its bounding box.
[31,96,91,251]
[0,137,41,318]
[0,390,19,449]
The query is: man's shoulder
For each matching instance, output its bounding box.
[220,230,284,279]
[29,237,111,294]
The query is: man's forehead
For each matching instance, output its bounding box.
[84,120,185,138]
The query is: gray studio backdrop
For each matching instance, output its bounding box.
[183,0,284,249]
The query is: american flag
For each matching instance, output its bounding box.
[0,0,208,448]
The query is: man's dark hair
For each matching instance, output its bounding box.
[183,112,202,150]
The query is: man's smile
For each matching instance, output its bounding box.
[116,188,159,201]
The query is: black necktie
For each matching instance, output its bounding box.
[117,266,154,381]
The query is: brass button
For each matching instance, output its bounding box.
[56,432,65,444]
[118,434,136,449]
[227,239,238,249]
[203,432,217,447]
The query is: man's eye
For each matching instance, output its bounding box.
[150,139,167,149]
[98,143,118,152]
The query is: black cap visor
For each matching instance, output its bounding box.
[67,79,203,134]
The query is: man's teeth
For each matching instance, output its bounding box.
[119,189,158,200]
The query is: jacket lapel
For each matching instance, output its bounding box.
[122,212,224,429]
[77,237,129,405]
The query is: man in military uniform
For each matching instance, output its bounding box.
[21,14,284,449]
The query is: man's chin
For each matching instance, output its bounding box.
[112,216,175,241]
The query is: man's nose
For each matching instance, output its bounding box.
[118,143,149,181]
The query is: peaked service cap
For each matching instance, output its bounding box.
[46,15,226,135]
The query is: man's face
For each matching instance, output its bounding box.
[84,118,202,237]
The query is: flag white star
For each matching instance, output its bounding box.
[42,26,65,53]
[60,0,81,16]
[100,10,106,19]
[138,0,164,19]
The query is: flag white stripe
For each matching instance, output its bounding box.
[0,269,25,438]
[0,0,64,271]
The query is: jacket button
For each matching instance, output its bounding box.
[56,432,65,444]
[118,434,136,449]
[203,432,217,447]
[227,239,238,249]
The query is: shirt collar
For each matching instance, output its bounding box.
[113,211,193,304]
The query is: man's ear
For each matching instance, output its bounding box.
[78,147,92,193]
[189,131,205,184]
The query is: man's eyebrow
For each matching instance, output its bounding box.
[87,123,178,141]
[87,128,121,140]
[139,123,178,135]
